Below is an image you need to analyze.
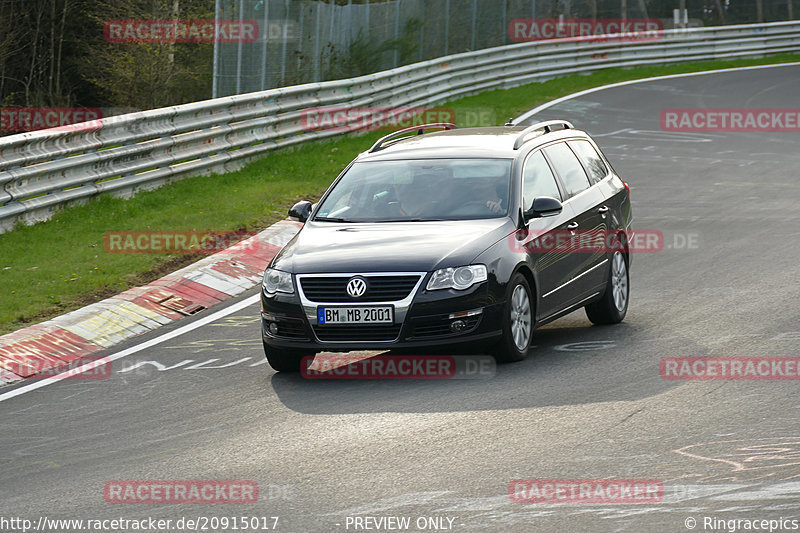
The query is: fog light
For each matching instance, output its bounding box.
[450,319,467,332]
[268,322,279,334]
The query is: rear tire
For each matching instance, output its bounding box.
[263,342,309,372]
[585,250,629,325]
[492,273,534,363]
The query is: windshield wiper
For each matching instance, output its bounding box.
[314,216,360,223]
[372,218,447,222]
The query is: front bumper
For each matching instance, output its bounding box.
[260,277,503,352]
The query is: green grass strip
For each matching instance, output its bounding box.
[1,52,799,334]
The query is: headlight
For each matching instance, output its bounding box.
[427,265,488,291]
[263,268,294,294]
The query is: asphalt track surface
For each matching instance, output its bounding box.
[2,64,800,533]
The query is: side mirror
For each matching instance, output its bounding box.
[288,200,313,222]
[523,196,563,222]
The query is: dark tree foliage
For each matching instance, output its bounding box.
[0,0,795,112]
[0,0,102,107]
[0,0,214,111]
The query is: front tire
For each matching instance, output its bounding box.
[263,342,309,372]
[585,250,629,325]
[492,273,534,363]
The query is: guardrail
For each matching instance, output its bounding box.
[2,21,799,232]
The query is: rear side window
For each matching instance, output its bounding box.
[543,142,591,198]
[568,140,608,185]
[522,151,561,209]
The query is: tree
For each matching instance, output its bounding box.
[715,0,727,24]
[0,0,78,108]
[82,0,214,110]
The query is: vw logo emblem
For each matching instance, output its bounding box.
[346,277,367,298]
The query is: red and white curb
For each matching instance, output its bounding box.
[0,219,301,384]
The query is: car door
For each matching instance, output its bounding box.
[541,141,608,305]
[567,138,619,280]
[519,149,577,318]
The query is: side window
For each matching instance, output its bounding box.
[543,142,591,198]
[568,140,608,185]
[522,151,561,209]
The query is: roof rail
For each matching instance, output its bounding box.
[368,123,457,153]
[512,120,574,150]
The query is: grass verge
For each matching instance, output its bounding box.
[1,52,799,334]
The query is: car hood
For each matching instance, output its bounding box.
[272,218,515,274]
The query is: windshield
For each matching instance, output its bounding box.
[314,159,512,222]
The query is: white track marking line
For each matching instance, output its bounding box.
[0,294,259,403]
[513,62,800,123]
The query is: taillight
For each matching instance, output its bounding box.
[622,180,630,196]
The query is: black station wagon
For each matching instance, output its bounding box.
[260,121,633,371]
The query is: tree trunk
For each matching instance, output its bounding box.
[55,0,69,102]
[756,0,764,21]
[170,0,179,66]
[715,0,726,23]
[48,0,55,100]
[637,0,648,18]
[26,1,46,106]
[678,0,689,28]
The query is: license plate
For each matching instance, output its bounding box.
[317,306,393,324]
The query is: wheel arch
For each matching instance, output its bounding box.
[510,262,538,320]
[614,229,631,266]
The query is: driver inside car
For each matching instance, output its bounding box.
[462,178,507,215]
[388,174,439,218]
[481,181,506,214]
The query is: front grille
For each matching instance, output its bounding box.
[313,324,402,342]
[300,275,420,303]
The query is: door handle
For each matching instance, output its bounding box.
[566,221,579,230]
[597,206,610,213]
